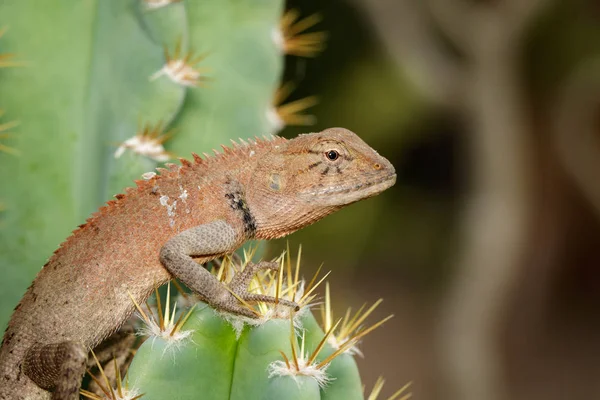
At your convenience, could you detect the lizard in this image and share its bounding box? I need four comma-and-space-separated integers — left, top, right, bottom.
0, 127, 396, 400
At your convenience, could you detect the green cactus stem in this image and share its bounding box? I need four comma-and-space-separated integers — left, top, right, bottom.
101, 248, 402, 400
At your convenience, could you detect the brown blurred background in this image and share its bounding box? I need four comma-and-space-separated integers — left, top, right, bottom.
270, 0, 600, 399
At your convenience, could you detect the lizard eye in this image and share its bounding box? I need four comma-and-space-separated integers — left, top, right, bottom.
325, 150, 339, 161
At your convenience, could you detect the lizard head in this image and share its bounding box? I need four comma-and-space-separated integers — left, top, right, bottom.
287, 127, 396, 206
249, 127, 396, 239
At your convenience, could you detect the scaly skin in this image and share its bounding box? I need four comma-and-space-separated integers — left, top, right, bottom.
0, 128, 396, 399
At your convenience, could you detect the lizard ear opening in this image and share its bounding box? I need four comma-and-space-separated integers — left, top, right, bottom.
268, 173, 283, 191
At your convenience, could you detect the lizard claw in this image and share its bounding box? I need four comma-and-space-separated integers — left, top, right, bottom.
238, 294, 300, 311
213, 289, 300, 319
217, 260, 300, 317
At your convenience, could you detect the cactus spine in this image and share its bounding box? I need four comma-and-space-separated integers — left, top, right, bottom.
114, 250, 400, 400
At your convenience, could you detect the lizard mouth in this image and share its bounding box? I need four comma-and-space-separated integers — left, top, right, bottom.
301, 172, 397, 205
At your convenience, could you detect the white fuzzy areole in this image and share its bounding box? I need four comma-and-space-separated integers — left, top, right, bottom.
266, 107, 285, 134
144, 0, 176, 9
268, 355, 331, 388
114, 135, 169, 162
150, 59, 202, 87
271, 26, 285, 51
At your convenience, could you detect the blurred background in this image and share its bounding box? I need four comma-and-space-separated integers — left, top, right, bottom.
2, 0, 600, 399
275, 0, 600, 399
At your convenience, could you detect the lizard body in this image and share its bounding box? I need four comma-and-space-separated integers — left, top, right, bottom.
0, 128, 396, 399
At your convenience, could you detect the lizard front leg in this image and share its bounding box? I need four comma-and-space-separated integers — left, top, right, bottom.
159, 220, 298, 318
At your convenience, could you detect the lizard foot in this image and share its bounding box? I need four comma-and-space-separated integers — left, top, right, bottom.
238, 293, 300, 311
217, 261, 300, 318
215, 291, 300, 319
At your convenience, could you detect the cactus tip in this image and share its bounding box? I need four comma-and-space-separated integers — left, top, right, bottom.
268, 82, 318, 134
0, 27, 25, 68
268, 312, 332, 388
114, 121, 174, 162
367, 377, 412, 400
277, 9, 327, 58
0, 28, 22, 156
319, 287, 393, 357
0, 119, 20, 156
129, 283, 194, 347
81, 350, 143, 400
150, 44, 210, 88
142, 0, 181, 10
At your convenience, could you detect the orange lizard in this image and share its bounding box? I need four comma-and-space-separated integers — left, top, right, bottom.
0, 128, 396, 399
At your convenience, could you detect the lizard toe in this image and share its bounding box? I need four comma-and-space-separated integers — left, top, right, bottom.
239, 294, 300, 311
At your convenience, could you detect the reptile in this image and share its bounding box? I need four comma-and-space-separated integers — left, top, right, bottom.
0, 127, 396, 399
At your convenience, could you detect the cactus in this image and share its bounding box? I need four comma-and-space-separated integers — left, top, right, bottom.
0, 0, 313, 328
80, 249, 409, 400
2, 2, 398, 398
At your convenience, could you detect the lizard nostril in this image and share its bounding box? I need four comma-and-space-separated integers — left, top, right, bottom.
373, 163, 381, 170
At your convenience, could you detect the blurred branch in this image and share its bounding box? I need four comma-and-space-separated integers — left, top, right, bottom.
507, 0, 550, 33
425, 0, 477, 50
428, 0, 548, 54
357, 0, 550, 399
438, 2, 549, 399
356, 0, 464, 108
553, 58, 600, 219
442, 51, 532, 400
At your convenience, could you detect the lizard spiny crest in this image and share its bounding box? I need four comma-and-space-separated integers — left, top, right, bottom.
51, 136, 287, 259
